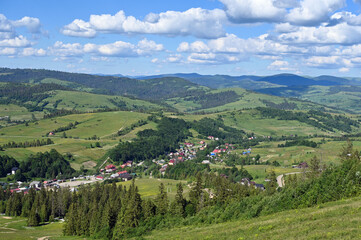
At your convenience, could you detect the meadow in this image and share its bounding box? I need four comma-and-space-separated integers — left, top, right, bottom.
143, 196, 361, 240
117, 177, 191, 200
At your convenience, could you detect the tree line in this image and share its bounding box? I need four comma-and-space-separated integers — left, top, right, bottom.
1, 138, 53, 149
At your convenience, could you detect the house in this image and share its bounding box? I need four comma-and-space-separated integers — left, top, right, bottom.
29, 181, 42, 188
110, 173, 119, 178
202, 160, 210, 164
169, 159, 175, 165
126, 161, 133, 167
121, 164, 127, 169
255, 184, 265, 191
121, 173, 133, 181
96, 176, 104, 180
207, 136, 214, 140
48, 132, 55, 136
294, 162, 309, 169
118, 170, 128, 175
11, 167, 19, 175
105, 164, 116, 170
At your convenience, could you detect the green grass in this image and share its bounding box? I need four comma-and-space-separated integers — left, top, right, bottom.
0, 104, 43, 123
0, 216, 82, 240
117, 177, 190, 200
0, 111, 150, 164
143, 196, 361, 240
42, 90, 162, 112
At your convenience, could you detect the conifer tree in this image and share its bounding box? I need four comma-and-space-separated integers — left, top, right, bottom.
156, 183, 168, 215
28, 205, 40, 227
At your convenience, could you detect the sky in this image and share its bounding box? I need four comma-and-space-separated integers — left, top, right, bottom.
2, 0, 361, 76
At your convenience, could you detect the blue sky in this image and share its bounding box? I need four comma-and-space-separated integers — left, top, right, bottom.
1, 0, 361, 76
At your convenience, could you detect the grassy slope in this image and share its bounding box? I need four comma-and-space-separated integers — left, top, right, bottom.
144, 196, 361, 240
0, 111, 149, 168
117, 177, 191, 200
42, 90, 162, 112
165, 88, 341, 113
300, 85, 361, 114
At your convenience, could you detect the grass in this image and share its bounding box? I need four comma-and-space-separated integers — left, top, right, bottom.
41, 90, 162, 112
0, 111, 150, 164
221, 109, 332, 136
0, 216, 82, 240
143, 196, 361, 240
0, 104, 43, 123
117, 177, 190, 200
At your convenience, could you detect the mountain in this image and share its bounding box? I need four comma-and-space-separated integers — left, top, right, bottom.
256, 73, 342, 87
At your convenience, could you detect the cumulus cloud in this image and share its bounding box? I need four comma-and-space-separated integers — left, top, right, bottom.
286, 0, 345, 26
50, 39, 163, 59
219, 0, 286, 23
267, 60, 295, 71
0, 47, 17, 55
21, 47, 46, 57
61, 8, 227, 39
273, 22, 361, 45
12, 16, 42, 33
0, 35, 32, 47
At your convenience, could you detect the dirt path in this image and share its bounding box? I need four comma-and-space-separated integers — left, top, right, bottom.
37, 236, 51, 240
277, 172, 303, 188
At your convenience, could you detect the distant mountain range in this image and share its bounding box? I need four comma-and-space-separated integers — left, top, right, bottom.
137, 73, 361, 89
2, 67, 361, 113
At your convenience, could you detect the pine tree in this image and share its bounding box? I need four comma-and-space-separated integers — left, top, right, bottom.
155, 183, 168, 215
28, 205, 40, 227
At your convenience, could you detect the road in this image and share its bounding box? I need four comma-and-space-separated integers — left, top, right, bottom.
58, 177, 98, 188
277, 172, 303, 188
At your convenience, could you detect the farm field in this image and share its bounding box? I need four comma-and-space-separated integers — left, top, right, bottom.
143, 196, 361, 240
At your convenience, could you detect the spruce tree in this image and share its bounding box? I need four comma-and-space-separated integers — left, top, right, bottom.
155, 183, 168, 215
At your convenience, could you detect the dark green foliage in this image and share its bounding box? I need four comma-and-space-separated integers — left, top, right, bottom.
278, 139, 317, 148
184, 90, 239, 109
0, 155, 19, 177
257, 107, 359, 132
0, 83, 70, 111
165, 162, 209, 180
20, 149, 75, 179
109, 117, 191, 164
261, 99, 298, 110
51, 121, 79, 134
2, 138, 53, 149
191, 117, 245, 143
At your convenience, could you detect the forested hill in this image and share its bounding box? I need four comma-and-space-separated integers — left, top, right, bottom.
0, 68, 208, 101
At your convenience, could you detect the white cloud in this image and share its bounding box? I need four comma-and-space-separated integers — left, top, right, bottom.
305, 55, 352, 68
0, 47, 16, 55
12, 16, 41, 33
219, 0, 286, 23
274, 22, 361, 45
50, 39, 163, 59
0, 35, 32, 47
267, 60, 295, 71
339, 67, 349, 72
22, 47, 46, 57
286, 0, 345, 26
60, 19, 96, 38
61, 8, 227, 39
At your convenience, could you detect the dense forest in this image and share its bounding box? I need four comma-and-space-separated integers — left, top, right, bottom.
0, 149, 75, 181
184, 90, 239, 109
108, 117, 191, 164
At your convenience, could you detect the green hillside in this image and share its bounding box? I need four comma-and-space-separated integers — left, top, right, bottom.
144, 196, 361, 240
166, 88, 343, 113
